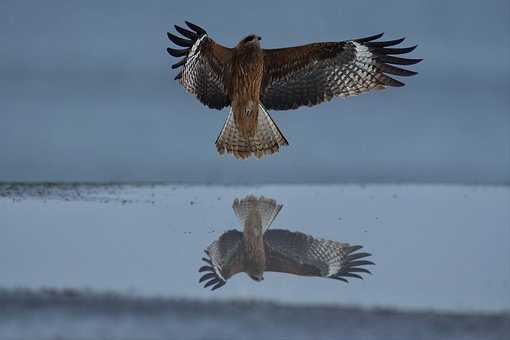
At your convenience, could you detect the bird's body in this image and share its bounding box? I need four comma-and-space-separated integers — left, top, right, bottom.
199, 196, 374, 290
167, 22, 422, 159
229, 35, 264, 139
232, 195, 274, 281
240, 197, 266, 280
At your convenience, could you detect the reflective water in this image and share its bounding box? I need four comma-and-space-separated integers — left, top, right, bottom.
1, 183, 509, 312
1, 184, 509, 339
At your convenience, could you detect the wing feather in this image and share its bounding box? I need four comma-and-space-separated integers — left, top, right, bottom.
167, 22, 232, 110
199, 230, 245, 290
261, 33, 422, 110
264, 229, 374, 282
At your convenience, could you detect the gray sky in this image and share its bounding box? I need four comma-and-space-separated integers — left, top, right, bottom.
1, 0, 509, 184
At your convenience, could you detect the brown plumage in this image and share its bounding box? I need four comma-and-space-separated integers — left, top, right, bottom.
230, 35, 264, 139
199, 195, 374, 291
167, 22, 422, 159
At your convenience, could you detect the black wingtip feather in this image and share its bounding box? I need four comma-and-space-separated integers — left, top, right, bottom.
341, 273, 363, 280
349, 268, 372, 274
385, 76, 405, 87
199, 272, 216, 283
167, 32, 193, 47
356, 35, 421, 85
355, 32, 384, 43
167, 22, 209, 80
211, 280, 226, 291
174, 25, 198, 40
329, 247, 375, 283
347, 252, 372, 261
348, 260, 375, 267
347, 245, 363, 254
380, 64, 417, 77
374, 45, 417, 55
198, 255, 227, 291
167, 47, 189, 57
204, 278, 220, 288
171, 58, 186, 69
377, 55, 423, 66
199, 265, 213, 272
367, 37, 406, 48
185, 21, 207, 36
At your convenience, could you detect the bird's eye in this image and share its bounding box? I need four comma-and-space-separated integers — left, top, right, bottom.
244, 35, 255, 42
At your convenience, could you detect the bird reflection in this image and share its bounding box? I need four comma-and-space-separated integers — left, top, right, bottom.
199, 195, 374, 290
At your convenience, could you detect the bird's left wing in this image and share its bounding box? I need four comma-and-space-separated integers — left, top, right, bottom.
261, 33, 422, 110
264, 229, 374, 282
167, 21, 232, 110
199, 229, 245, 290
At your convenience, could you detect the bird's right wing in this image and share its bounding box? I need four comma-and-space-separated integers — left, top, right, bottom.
232, 195, 283, 233
199, 229, 245, 290
167, 21, 232, 110
264, 229, 374, 282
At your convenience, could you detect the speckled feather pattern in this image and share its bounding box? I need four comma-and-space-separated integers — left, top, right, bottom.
215, 105, 288, 159
205, 230, 244, 281
232, 195, 283, 233
260, 39, 419, 110
263, 230, 352, 276
179, 36, 231, 110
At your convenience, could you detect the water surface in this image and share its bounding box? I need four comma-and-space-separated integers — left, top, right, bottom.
1, 184, 509, 312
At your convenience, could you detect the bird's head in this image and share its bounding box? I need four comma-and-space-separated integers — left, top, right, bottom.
248, 273, 264, 282
238, 34, 261, 47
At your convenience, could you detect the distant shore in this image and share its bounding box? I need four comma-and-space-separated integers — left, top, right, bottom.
1, 288, 509, 340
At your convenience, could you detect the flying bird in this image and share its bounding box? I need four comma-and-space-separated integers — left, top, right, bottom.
199, 195, 374, 291
167, 21, 422, 159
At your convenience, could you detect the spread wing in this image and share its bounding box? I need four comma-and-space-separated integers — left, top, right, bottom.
167, 21, 232, 110
261, 33, 422, 110
264, 229, 374, 282
199, 230, 245, 290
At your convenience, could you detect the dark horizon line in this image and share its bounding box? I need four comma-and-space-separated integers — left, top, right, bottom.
1, 287, 508, 317
0, 180, 508, 187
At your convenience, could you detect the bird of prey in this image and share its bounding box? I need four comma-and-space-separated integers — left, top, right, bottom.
199, 195, 374, 290
167, 21, 422, 159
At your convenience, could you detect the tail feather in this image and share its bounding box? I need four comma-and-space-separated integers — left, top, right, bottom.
216, 105, 288, 159
232, 195, 283, 234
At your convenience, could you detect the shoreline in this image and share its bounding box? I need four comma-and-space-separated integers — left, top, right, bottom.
2, 288, 508, 318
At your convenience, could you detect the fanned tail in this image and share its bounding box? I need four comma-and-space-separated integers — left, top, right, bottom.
232, 195, 283, 234
215, 105, 288, 159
